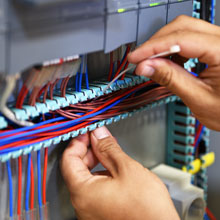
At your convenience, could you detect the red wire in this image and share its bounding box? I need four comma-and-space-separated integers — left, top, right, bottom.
194, 123, 203, 147
30, 159, 34, 210
114, 46, 130, 78
0, 121, 91, 150
36, 84, 47, 102
16, 85, 29, 109
31, 81, 153, 137
108, 52, 114, 81
206, 207, 217, 220
16, 86, 25, 108
1, 81, 153, 149
50, 79, 59, 100
1, 81, 153, 148
42, 148, 48, 205
17, 156, 22, 215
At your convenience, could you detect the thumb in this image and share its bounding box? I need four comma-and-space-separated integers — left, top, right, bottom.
91, 126, 131, 178
135, 58, 210, 108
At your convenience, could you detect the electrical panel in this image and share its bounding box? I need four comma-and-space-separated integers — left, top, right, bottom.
0, 0, 217, 220
167, 0, 194, 23
137, 5, 167, 45
0, 0, 194, 75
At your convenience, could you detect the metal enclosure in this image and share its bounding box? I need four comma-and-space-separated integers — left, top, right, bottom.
0, 0, 193, 75
105, 11, 138, 52
0, 1, 195, 219
137, 5, 167, 45
167, 0, 193, 23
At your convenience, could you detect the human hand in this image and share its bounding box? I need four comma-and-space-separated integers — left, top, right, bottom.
128, 15, 220, 131
60, 126, 179, 220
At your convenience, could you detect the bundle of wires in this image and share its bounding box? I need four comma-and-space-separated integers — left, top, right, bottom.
75, 55, 89, 92
0, 81, 173, 156
108, 45, 131, 81
4, 81, 173, 218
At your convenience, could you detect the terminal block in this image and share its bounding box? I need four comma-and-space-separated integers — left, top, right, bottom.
167, 101, 196, 169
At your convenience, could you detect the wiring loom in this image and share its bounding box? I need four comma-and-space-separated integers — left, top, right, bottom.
1, 45, 175, 219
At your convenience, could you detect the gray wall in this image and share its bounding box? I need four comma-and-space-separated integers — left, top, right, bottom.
207, 2, 220, 218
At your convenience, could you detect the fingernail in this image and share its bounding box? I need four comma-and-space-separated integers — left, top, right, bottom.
93, 127, 111, 140
141, 65, 155, 77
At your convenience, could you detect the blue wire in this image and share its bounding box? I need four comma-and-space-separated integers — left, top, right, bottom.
111, 63, 115, 80
85, 66, 89, 89
79, 72, 83, 92
0, 89, 137, 146
0, 121, 98, 155
78, 57, 84, 92
195, 120, 200, 129
120, 49, 127, 66
196, 126, 204, 148
75, 72, 79, 92
0, 92, 134, 154
204, 213, 210, 220
0, 116, 66, 138
190, 71, 198, 77
6, 160, 13, 217
37, 150, 42, 207
211, 0, 215, 24
25, 154, 31, 211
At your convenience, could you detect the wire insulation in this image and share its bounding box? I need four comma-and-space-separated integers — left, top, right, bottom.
25, 154, 31, 211
7, 160, 13, 217
43, 148, 48, 205
17, 156, 22, 215
37, 150, 42, 207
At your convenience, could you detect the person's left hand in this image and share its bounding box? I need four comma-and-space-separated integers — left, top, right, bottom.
60, 126, 179, 220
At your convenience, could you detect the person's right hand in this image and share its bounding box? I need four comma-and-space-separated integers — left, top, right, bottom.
128, 15, 220, 131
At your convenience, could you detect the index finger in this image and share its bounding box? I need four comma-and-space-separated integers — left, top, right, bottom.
128, 31, 220, 67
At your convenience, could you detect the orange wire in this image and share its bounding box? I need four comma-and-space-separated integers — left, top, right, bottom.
17, 156, 22, 215
42, 148, 48, 205
30, 159, 34, 210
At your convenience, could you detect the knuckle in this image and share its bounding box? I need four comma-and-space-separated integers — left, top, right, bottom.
98, 138, 120, 154
157, 66, 174, 87
173, 29, 185, 38
174, 15, 189, 24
